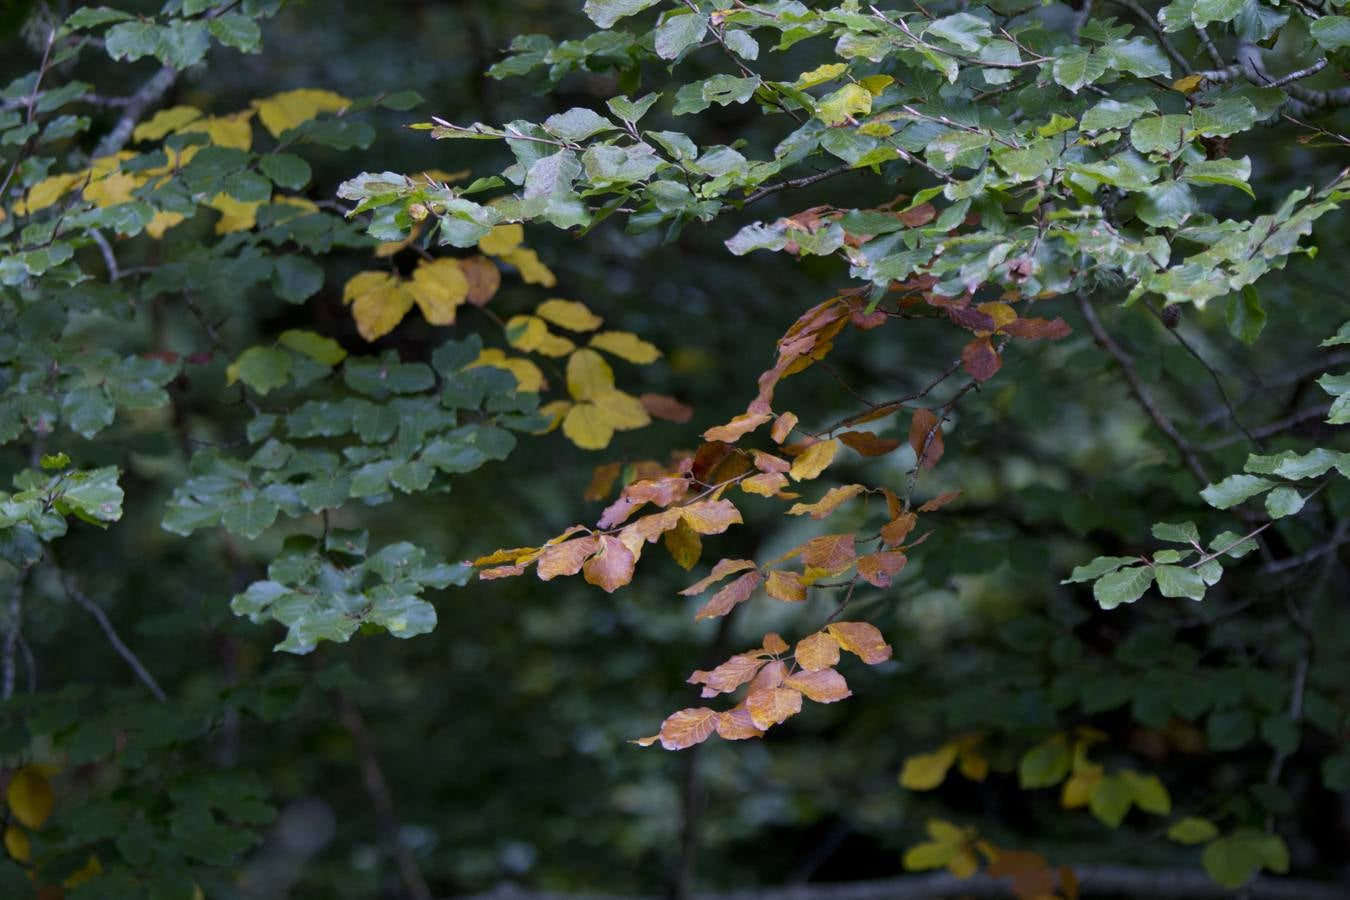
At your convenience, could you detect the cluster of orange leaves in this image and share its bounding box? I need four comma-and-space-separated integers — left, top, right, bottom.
906, 818, 1081, 900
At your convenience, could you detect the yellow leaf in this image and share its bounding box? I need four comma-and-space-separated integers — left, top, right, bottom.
251, 88, 350, 137
3, 825, 30, 863
927, 818, 973, 845
272, 195, 320, 215
63, 853, 103, 888
947, 846, 979, 879
789, 438, 840, 481
900, 743, 959, 791
181, 110, 255, 150
537, 399, 571, 433
567, 348, 615, 400
1121, 769, 1171, 815
535, 332, 576, 357
342, 271, 414, 342
592, 390, 651, 431
536, 298, 603, 332
145, 210, 185, 238
7, 767, 53, 830
477, 222, 524, 256
207, 192, 264, 234
859, 74, 894, 95
1061, 763, 1102, 809
83, 171, 137, 207
500, 246, 557, 287
88, 152, 134, 180
788, 483, 864, 519
132, 105, 203, 141
957, 745, 989, 782
16, 172, 84, 215
563, 402, 613, 450
794, 62, 848, 89
1167, 816, 1219, 845
374, 221, 425, 257
470, 349, 545, 392
590, 330, 661, 364
506, 314, 550, 351
817, 82, 872, 126
977, 301, 1017, 329
1172, 73, 1204, 94
407, 258, 468, 325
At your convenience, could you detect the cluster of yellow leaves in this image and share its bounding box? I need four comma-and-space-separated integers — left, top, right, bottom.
16, 89, 346, 239
904, 821, 1081, 900
2, 765, 108, 892
899, 733, 990, 789
342, 253, 499, 342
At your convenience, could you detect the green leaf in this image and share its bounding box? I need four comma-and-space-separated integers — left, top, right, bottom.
104, 21, 161, 62
1226, 285, 1266, 344
1130, 114, 1189, 155
1018, 735, 1071, 788
654, 11, 708, 60
1203, 830, 1287, 888
542, 107, 617, 141
1310, 15, 1350, 51
278, 330, 346, 366
1088, 773, 1133, 827
1094, 566, 1154, 609
208, 14, 262, 53
583, 0, 660, 28
1052, 46, 1109, 93
1200, 474, 1274, 509
1321, 321, 1350, 347
924, 13, 991, 52
1063, 555, 1138, 583
1168, 817, 1219, 844
1263, 486, 1304, 519
1207, 708, 1255, 751
66, 7, 135, 29
272, 256, 324, 303
229, 347, 292, 395
1155, 565, 1205, 601
258, 153, 312, 190
1152, 521, 1200, 544
1192, 0, 1245, 26
1103, 37, 1171, 78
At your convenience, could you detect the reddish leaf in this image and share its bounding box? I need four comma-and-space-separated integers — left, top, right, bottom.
765, 569, 807, 602
537, 536, 599, 581
908, 408, 944, 469
751, 450, 791, 473
826, 621, 893, 664
657, 708, 719, 750
581, 534, 636, 593
857, 551, 908, 587
679, 559, 758, 596
681, 499, 743, 535
750, 659, 788, 691
746, 687, 803, 728
625, 508, 684, 544
480, 564, 526, 580
843, 401, 901, 427
784, 667, 852, 703
761, 632, 789, 655
770, 412, 798, 443
694, 570, 763, 621
688, 652, 766, 697
918, 490, 962, 512
800, 533, 857, 574
898, 202, 936, 227
703, 412, 772, 443
947, 306, 997, 332
640, 393, 694, 422
1001, 316, 1072, 340
716, 707, 765, 740
961, 335, 1001, 382
795, 632, 841, 672
881, 512, 918, 547
839, 430, 901, 457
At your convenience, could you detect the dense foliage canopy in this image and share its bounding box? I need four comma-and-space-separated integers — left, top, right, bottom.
0, 0, 1347, 897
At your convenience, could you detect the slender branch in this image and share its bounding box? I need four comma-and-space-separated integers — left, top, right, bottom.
1149, 303, 1261, 449
94, 65, 180, 157
0, 29, 58, 203
743, 165, 854, 205
1077, 292, 1210, 485
1263, 525, 1350, 574
2, 575, 25, 701
55, 565, 168, 702
1202, 405, 1330, 450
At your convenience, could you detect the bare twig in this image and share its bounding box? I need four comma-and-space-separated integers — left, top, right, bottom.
95, 65, 180, 157
56, 566, 168, 702
1203, 405, 1330, 450
743, 165, 854, 205
1149, 303, 1261, 449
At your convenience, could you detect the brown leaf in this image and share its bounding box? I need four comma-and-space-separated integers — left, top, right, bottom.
795, 632, 841, 672
826, 621, 893, 664
1001, 316, 1072, 340
694, 570, 763, 621
741, 472, 790, 497
688, 652, 766, 697
788, 484, 866, 520
663, 519, 702, 570
681, 499, 743, 535
703, 412, 772, 443
640, 393, 694, 422
458, 255, 501, 306
784, 667, 852, 703
749, 659, 788, 691
479, 564, 526, 580
898, 202, 936, 227
909, 408, 944, 469
626, 508, 684, 544
690, 441, 753, 485
843, 401, 902, 428
881, 512, 918, 547
765, 569, 807, 603
961, 335, 1001, 382
584, 462, 623, 502
658, 707, 719, 750
839, 430, 901, 457
581, 534, 636, 593
679, 558, 758, 596
716, 707, 765, 740
918, 490, 962, 512
771, 412, 799, 443
751, 450, 792, 474
746, 687, 803, 729
537, 536, 599, 581
801, 533, 857, 574
628, 475, 690, 508
761, 632, 789, 655
857, 551, 908, 587
947, 306, 997, 332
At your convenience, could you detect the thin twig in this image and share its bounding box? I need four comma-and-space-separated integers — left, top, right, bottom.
1202, 405, 1330, 450
1149, 303, 1261, 449
94, 65, 180, 157
743, 165, 854, 205
57, 566, 168, 702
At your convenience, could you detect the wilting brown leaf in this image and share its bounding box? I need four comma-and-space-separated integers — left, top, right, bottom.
688, 652, 766, 697
765, 569, 807, 603
717, 707, 765, 740
679, 558, 758, 596
480, 564, 526, 580
585, 462, 624, 502
640, 393, 694, 422
664, 519, 702, 570
537, 536, 599, 581
857, 551, 908, 587
658, 707, 719, 750
961, 336, 1001, 382
771, 412, 799, 443
909, 408, 945, 468
581, 534, 636, 593
898, 202, 936, 227
788, 484, 866, 520
741, 472, 790, 497
882, 486, 902, 520
947, 306, 997, 333
918, 490, 962, 512
881, 512, 918, 547
784, 667, 852, 703
795, 631, 841, 671
694, 570, 763, 621
746, 687, 804, 729
458, 255, 501, 306
690, 441, 753, 486
1001, 316, 1072, 340
839, 430, 901, 457
826, 621, 893, 664
704, 412, 772, 443
751, 450, 792, 473
761, 632, 789, 655
801, 533, 857, 574
789, 438, 840, 481
681, 499, 743, 535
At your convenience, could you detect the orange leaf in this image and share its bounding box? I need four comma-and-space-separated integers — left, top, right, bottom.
784, 667, 852, 703
746, 687, 803, 728
681, 499, 743, 535
458, 255, 501, 306
1001, 316, 1072, 340
788, 484, 865, 519
474, 546, 538, 566
694, 570, 762, 621
961, 335, 1001, 382
795, 632, 841, 671
765, 569, 807, 602
741, 472, 790, 497
839, 430, 901, 456
770, 412, 798, 443
857, 551, 908, 587
909, 408, 944, 469
679, 559, 758, 596
826, 621, 893, 664
801, 533, 856, 573
918, 490, 962, 512
658, 708, 719, 750
581, 534, 636, 593
750, 659, 788, 690
480, 564, 527, 580
751, 450, 792, 473
626, 508, 684, 544
716, 707, 765, 740
703, 412, 772, 443
537, 536, 599, 581
640, 393, 694, 422
789, 438, 840, 481
584, 462, 624, 501
881, 512, 918, 547
761, 632, 789, 655
688, 652, 767, 697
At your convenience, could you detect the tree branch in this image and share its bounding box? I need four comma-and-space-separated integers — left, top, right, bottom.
56, 566, 168, 702
94, 65, 180, 157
